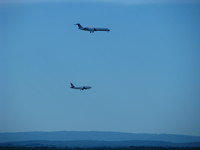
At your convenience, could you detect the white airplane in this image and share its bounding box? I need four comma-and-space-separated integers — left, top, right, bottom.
70, 83, 92, 90
74, 23, 110, 33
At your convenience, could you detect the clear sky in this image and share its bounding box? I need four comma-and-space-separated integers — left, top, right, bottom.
0, 0, 200, 136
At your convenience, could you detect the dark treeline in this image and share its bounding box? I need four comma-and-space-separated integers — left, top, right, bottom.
0, 147, 199, 150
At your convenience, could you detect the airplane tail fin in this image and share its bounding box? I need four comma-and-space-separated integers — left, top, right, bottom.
70, 83, 75, 88
75, 23, 83, 29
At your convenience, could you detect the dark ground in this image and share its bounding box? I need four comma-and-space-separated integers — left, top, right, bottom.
0, 147, 199, 150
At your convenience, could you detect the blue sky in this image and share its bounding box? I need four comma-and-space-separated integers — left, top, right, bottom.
0, 0, 200, 136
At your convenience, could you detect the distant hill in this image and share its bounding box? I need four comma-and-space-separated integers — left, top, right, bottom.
1, 140, 200, 148
0, 131, 200, 148
0, 131, 200, 143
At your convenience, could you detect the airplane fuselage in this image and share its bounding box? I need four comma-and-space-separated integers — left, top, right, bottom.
75, 24, 110, 33
70, 83, 91, 90
71, 86, 91, 90
82, 27, 110, 31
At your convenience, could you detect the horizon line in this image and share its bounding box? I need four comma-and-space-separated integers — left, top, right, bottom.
0, 130, 199, 137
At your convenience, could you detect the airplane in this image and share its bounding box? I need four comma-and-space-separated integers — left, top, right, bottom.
70, 83, 92, 90
74, 23, 110, 33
